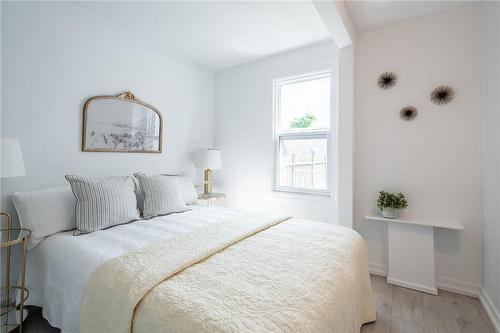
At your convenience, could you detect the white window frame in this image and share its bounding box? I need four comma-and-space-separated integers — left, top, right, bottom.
273, 70, 333, 197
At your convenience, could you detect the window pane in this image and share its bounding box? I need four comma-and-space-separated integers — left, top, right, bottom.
279, 75, 330, 131
278, 136, 328, 191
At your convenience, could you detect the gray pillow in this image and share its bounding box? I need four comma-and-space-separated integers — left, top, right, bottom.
65, 175, 140, 235
134, 173, 188, 219
134, 175, 197, 211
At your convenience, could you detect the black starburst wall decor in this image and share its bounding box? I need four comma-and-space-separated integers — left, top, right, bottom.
431, 85, 455, 105
377, 72, 397, 90
400, 106, 418, 121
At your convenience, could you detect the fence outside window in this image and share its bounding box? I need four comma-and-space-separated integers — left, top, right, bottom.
279, 153, 327, 191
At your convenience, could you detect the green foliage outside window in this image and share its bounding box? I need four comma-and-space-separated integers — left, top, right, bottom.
289, 113, 316, 129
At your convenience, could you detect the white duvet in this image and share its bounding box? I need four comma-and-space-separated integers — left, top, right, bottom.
26, 206, 244, 333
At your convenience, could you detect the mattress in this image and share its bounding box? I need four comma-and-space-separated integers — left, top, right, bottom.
25, 206, 245, 333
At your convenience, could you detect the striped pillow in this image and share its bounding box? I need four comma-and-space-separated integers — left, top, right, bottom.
134, 173, 188, 219
65, 175, 140, 235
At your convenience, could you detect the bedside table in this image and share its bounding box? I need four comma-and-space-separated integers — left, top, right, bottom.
198, 193, 226, 206
1, 212, 31, 333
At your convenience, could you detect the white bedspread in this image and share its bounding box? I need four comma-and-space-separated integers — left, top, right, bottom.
80, 214, 375, 333
25, 206, 244, 333
27, 206, 375, 333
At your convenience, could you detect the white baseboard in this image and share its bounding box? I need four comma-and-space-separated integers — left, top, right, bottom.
436, 276, 481, 298
369, 263, 386, 277
387, 277, 438, 295
480, 288, 500, 333
369, 262, 480, 297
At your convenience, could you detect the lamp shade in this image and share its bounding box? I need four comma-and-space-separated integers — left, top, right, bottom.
195, 149, 221, 170
1, 138, 26, 178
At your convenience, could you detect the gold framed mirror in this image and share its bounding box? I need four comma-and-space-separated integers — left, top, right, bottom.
82, 91, 162, 153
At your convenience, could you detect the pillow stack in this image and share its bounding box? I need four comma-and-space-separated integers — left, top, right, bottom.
12, 173, 199, 239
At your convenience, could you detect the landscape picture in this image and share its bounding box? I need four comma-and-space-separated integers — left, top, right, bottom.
83, 97, 162, 153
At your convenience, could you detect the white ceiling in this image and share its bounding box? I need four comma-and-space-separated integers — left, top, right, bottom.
76, 1, 332, 71
345, 1, 468, 33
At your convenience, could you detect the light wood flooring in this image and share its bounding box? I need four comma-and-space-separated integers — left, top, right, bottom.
361, 275, 496, 333
17, 275, 496, 333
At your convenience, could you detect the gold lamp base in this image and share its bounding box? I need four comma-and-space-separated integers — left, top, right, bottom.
203, 169, 213, 195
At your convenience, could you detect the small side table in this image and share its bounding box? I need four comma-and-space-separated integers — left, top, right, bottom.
364, 215, 463, 295
198, 193, 226, 207
1, 212, 31, 333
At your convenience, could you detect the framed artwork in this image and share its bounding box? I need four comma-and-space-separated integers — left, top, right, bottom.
82, 91, 162, 153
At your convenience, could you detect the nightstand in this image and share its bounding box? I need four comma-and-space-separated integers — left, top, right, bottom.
198, 193, 226, 206
1, 212, 30, 333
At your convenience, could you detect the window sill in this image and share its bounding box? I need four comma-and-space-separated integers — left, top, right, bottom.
271, 188, 334, 202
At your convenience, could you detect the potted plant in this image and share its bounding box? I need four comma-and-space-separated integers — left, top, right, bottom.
377, 191, 408, 219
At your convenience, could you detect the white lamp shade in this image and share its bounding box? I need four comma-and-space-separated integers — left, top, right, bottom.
1, 138, 26, 178
195, 149, 221, 170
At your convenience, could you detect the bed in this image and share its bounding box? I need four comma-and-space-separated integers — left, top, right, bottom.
25, 205, 375, 333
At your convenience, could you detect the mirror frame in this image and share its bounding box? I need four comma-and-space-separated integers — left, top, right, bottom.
82, 91, 163, 153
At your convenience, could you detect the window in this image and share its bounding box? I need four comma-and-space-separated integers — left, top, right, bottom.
274, 71, 331, 195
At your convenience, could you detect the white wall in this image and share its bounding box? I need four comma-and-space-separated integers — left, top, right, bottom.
355, 5, 484, 294
0, 2, 214, 218
480, 1, 500, 327
214, 42, 341, 223
1, 1, 491, 305
337, 44, 354, 227
314, 2, 356, 228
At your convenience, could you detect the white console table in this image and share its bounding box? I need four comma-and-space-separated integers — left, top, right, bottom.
364, 215, 463, 295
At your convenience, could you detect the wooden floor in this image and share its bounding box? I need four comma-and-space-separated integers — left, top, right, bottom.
17, 275, 495, 333
362, 275, 496, 333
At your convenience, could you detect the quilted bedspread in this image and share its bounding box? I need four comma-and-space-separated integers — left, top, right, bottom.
80, 214, 375, 333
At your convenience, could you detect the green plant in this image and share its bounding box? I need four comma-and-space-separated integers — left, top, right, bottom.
377, 191, 408, 210
289, 113, 316, 128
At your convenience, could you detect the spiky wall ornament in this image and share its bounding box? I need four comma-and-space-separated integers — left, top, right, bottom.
400, 106, 418, 121
431, 85, 454, 105
377, 72, 397, 90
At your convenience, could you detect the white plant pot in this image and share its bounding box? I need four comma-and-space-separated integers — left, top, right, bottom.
382, 208, 400, 219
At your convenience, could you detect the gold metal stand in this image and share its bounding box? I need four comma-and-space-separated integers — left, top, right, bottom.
1, 212, 30, 333
197, 193, 226, 207
203, 169, 213, 195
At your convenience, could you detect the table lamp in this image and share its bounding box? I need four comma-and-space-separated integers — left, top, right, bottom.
195, 149, 221, 195
1, 138, 26, 225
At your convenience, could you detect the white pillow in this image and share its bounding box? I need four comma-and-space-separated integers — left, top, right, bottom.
171, 176, 198, 205
12, 186, 76, 248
